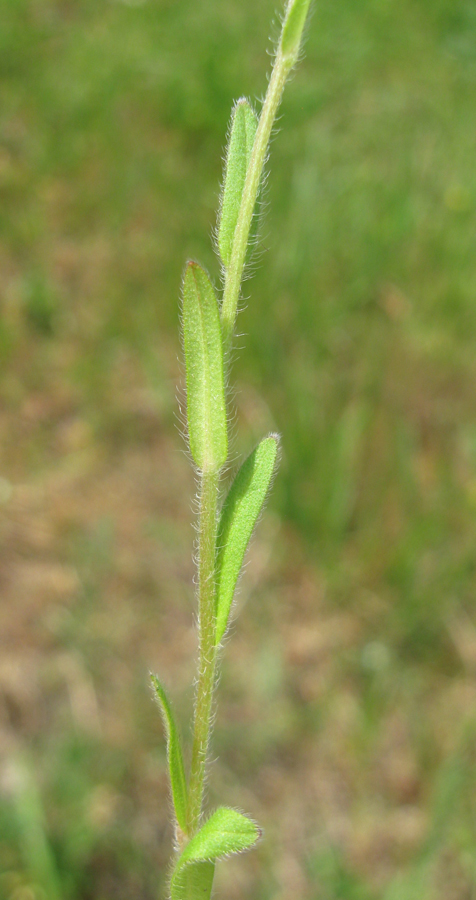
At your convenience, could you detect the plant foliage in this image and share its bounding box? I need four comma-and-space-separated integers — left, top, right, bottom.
154, 2, 312, 895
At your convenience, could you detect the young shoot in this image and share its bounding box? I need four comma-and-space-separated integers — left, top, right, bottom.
152, 2, 312, 897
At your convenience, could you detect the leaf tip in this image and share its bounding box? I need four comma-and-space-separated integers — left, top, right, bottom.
266, 430, 281, 450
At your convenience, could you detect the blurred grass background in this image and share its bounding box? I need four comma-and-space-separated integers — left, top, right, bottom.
1, 0, 476, 897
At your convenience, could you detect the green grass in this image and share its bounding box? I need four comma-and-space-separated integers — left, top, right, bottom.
1, 0, 476, 897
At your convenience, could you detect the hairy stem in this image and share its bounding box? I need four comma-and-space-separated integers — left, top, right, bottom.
220, 48, 293, 346
187, 471, 220, 835
187, 43, 294, 842
185, 0, 309, 847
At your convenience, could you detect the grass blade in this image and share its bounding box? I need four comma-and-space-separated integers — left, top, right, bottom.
151, 674, 188, 835
182, 262, 228, 473
216, 435, 279, 644
218, 99, 258, 268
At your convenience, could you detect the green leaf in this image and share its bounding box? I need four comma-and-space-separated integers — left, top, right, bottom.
218, 99, 258, 268
151, 674, 188, 835
182, 262, 228, 473
170, 808, 260, 900
280, 0, 312, 64
215, 435, 279, 644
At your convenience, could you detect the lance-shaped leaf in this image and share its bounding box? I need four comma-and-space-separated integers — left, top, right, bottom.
218, 99, 258, 268
280, 0, 312, 65
182, 262, 227, 473
151, 674, 188, 835
170, 807, 260, 900
215, 435, 279, 644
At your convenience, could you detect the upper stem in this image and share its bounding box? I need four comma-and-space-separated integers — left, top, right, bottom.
187, 471, 220, 835
220, 49, 293, 348
185, 7, 309, 839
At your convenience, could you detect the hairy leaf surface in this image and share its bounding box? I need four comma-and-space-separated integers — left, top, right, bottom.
182, 262, 227, 472
216, 435, 279, 644
170, 808, 259, 900
218, 99, 258, 268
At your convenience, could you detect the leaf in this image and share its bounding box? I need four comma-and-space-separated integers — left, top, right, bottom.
182, 262, 228, 473
151, 674, 188, 835
280, 0, 312, 64
215, 435, 279, 644
218, 99, 258, 268
170, 808, 260, 900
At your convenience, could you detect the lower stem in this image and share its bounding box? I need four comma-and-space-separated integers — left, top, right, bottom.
187, 470, 220, 835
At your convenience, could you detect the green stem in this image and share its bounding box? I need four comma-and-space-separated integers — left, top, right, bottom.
185, 3, 308, 841
220, 48, 293, 347
187, 471, 220, 835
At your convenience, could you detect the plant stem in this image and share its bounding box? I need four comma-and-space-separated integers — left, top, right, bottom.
187, 470, 220, 835
186, 14, 301, 843
220, 48, 293, 347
